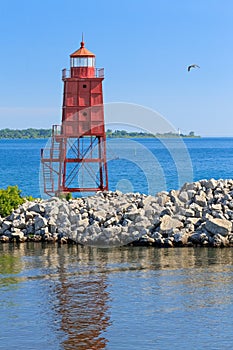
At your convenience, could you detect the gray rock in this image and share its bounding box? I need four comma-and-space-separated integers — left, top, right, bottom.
185, 217, 201, 226
0, 235, 10, 242
25, 211, 34, 221
164, 237, 174, 247
8, 212, 20, 221
26, 224, 35, 235
194, 194, 207, 207
173, 232, 188, 245
159, 215, 183, 235
28, 203, 45, 214
125, 211, 141, 221
179, 208, 195, 217
211, 204, 222, 211
187, 190, 196, 200
104, 216, 117, 227
34, 216, 48, 231
11, 230, 25, 241
212, 211, 226, 220
1, 221, 12, 233
205, 218, 232, 236
211, 234, 229, 247
178, 191, 189, 203
12, 217, 26, 229
77, 218, 89, 228
189, 232, 208, 245
155, 192, 169, 206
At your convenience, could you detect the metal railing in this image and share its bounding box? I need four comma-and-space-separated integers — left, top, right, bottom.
62, 68, 104, 79
52, 124, 61, 136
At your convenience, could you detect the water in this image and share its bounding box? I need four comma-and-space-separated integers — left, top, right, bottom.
1, 137, 233, 349
1, 244, 233, 349
0, 137, 233, 197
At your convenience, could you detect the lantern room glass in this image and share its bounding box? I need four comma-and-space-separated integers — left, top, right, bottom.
71, 57, 95, 67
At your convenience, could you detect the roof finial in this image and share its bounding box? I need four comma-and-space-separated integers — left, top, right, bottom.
81, 32, 84, 48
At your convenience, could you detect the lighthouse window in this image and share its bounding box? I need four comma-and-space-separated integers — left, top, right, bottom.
83, 84, 87, 88
87, 57, 95, 66
71, 57, 95, 67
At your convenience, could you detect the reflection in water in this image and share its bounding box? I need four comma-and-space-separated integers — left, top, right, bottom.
1, 244, 233, 349
0, 246, 23, 288
54, 248, 111, 350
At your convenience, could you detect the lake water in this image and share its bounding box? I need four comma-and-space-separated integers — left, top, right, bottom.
0, 137, 233, 198
0, 137, 233, 349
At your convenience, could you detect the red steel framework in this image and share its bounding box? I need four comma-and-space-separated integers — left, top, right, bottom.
41, 39, 109, 197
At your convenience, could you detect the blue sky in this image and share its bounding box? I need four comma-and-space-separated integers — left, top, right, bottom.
0, 0, 232, 136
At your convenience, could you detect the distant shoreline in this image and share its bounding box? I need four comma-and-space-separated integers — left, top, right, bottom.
0, 128, 200, 139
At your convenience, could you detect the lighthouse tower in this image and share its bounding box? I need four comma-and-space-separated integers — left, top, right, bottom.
41, 39, 109, 197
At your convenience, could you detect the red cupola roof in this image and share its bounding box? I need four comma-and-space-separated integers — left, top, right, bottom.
70, 40, 95, 58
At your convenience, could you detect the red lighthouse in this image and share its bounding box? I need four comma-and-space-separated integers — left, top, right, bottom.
41, 39, 109, 197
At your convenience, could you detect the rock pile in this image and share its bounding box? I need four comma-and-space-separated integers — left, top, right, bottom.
1, 179, 233, 247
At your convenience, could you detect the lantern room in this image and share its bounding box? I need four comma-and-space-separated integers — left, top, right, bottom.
70, 40, 96, 78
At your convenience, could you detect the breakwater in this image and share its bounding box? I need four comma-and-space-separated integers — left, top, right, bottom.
1, 179, 233, 247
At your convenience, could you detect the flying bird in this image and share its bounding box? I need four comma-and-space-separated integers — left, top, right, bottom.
188, 64, 200, 72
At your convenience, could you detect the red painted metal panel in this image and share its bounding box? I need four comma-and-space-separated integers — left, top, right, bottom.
91, 81, 102, 93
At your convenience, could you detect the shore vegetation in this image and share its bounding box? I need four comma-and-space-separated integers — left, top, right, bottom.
0, 128, 200, 139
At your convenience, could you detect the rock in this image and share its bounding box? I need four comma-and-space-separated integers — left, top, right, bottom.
185, 217, 201, 226
187, 190, 196, 200
164, 237, 174, 247
173, 232, 188, 246
11, 230, 25, 241
28, 203, 45, 214
26, 224, 35, 235
210, 234, 229, 247
228, 234, 233, 245
40, 227, 49, 235
104, 216, 117, 227
125, 211, 141, 221
211, 204, 222, 211
189, 203, 203, 218
159, 215, 183, 236
144, 207, 155, 218
0, 221, 12, 233
180, 182, 196, 192
160, 207, 173, 217
205, 218, 232, 237
225, 210, 233, 219
179, 208, 195, 217
151, 232, 164, 246
178, 191, 189, 203
0, 235, 10, 242
48, 218, 57, 234
205, 178, 218, 189
77, 218, 89, 228
34, 216, 48, 231
138, 234, 155, 245
8, 212, 20, 221
155, 192, 169, 206
25, 211, 34, 221
12, 217, 26, 229
194, 194, 207, 207
189, 232, 209, 245
212, 211, 225, 220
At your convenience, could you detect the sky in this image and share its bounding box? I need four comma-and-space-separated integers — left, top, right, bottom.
0, 0, 233, 136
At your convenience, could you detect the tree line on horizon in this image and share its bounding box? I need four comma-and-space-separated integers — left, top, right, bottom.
106, 129, 198, 138
0, 128, 199, 139
0, 128, 52, 139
